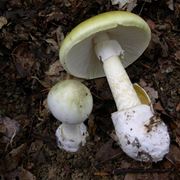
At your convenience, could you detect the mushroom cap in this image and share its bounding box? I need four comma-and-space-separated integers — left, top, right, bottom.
47, 80, 93, 124
60, 11, 151, 79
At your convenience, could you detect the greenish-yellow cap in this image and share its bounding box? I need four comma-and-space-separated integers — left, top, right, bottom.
60, 11, 151, 79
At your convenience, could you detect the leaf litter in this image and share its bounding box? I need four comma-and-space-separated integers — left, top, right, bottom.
0, 0, 180, 179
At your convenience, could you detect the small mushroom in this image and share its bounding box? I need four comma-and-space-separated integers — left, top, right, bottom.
47, 79, 93, 152
59, 11, 170, 161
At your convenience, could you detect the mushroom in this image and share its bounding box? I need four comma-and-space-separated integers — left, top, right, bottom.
47, 79, 93, 152
59, 11, 170, 161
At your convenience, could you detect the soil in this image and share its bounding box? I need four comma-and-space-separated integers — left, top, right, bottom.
0, 0, 180, 179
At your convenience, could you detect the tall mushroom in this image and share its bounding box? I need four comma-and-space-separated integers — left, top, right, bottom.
59, 11, 170, 161
47, 79, 93, 152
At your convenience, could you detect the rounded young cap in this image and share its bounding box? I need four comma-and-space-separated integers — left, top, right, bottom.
60, 11, 151, 79
47, 79, 93, 124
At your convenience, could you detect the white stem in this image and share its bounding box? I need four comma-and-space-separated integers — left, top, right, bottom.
61, 123, 82, 141
94, 33, 141, 111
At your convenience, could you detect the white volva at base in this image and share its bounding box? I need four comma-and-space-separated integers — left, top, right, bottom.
56, 123, 88, 152
112, 104, 170, 162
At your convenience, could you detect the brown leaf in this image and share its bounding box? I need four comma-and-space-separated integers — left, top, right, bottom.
154, 101, 165, 112
12, 43, 36, 77
4, 143, 27, 171
48, 166, 57, 180
46, 11, 64, 23
45, 60, 64, 76
0, 16, 7, 29
88, 114, 96, 137
175, 50, 180, 61
28, 140, 45, 164
148, 32, 169, 58
146, 19, 156, 30
166, 0, 174, 10
124, 173, 169, 180
138, 80, 158, 104
144, 86, 158, 103
15, 115, 31, 129
94, 171, 110, 176
0, 117, 20, 144
174, 121, 180, 147
45, 38, 59, 52
94, 78, 106, 90
4, 167, 36, 180
29, 140, 43, 154
94, 78, 113, 100
95, 139, 122, 164
166, 145, 180, 168
8, 0, 22, 8
176, 103, 180, 112
111, 0, 137, 11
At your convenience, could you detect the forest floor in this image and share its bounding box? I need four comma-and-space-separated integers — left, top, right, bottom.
0, 0, 180, 179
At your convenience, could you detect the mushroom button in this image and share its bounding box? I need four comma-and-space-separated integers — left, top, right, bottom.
59, 11, 170, 161
47, 79, 93, 152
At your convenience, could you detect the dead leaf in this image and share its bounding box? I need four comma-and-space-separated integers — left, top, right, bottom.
0, 117, 20, 144
55, 26, 64, 46
45, 60, 64, 76
15, 115, 31, 129
176, 103, 180, 112
8, 0, 22, 8
111, 0, 137, 11
94, 78, 113, 100
31, 76, 51, 89
138, 83, 158, 104
139, 79, 147, 87
154, 101, 165, 112
94, 171, 110, 176
94, 78, 106, 90
46, 11, 64, 23
95, 139, 122, 164
48, 166, 57, 180
88, 114, 96, 137
12, 43, 36, 77
4, 167, 36, 180
29, 140, 43, 154
174, 121, 180, 147
4, 143, 27, 172
175, 50, 180, 60
0, 16, 7, 29
159, 58, 174, 73
166, 145, 180, 168
0, 122, 6, 134
126, 0, 137, 11
45, 38, 59, 52
43, 60, 66, 87
175, 132, 180, 148
124, 173, 169, 180
28, 140, 45, 164
148, 32, 169, 59
144, 86, 158, 101
166, 0, 174, 10
146, 19, 156, 30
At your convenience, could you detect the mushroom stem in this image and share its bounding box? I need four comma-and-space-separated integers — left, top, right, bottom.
56, 122, 88, 152
94, 33, 141, 111
61, 123, 83, 141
